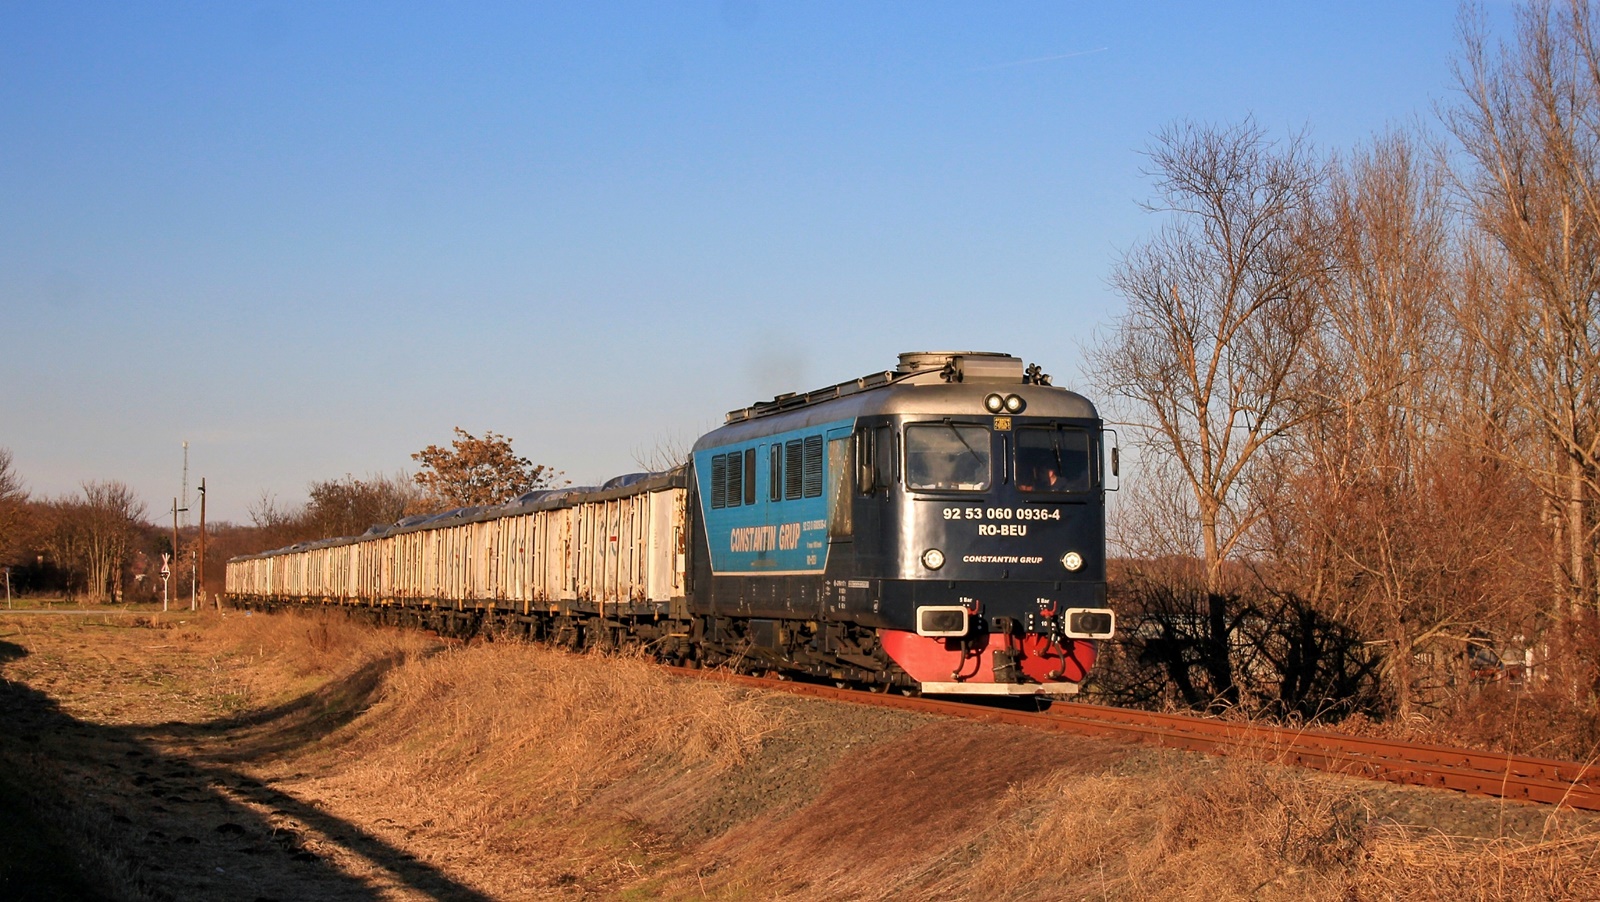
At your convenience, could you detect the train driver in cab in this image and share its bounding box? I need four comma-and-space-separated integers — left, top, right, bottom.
1017, 456, 1063, 492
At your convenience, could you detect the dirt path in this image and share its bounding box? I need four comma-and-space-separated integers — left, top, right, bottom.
0, 616, 486, 900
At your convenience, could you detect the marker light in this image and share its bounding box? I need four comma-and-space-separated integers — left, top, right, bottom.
922, 548, 946, 570
1004, 394, 1026, 413
984, 393, 1006, 413
1061, 551, 1084, 571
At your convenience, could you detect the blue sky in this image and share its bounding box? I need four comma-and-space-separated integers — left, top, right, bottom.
0, 2, 1504, 522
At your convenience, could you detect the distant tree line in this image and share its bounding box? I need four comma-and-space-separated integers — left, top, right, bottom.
1091, 2, 1600, 755
0, 450, 150, 604
0, 429, 560, 605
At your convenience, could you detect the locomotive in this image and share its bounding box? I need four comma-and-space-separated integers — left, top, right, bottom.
226, 351, 1117, 696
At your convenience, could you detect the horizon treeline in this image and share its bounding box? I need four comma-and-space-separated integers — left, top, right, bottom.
0, 430, 559, 603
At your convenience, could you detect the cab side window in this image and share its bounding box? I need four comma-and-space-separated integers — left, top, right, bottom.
769, 445, 781, 502
855, 424, 895, 495
874, 424, 894, 489
743, 448, 757, 506
827, 436, 853, 538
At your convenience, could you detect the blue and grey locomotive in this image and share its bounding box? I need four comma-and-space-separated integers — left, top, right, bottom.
225, 350, 1116, 697
688, 350, 1115, 695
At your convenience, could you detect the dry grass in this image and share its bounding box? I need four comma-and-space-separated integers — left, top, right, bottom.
1354, 829, 1600, 901
208, 607, 435, 697
910, 753, 1600, 902
328, 644, 779, 799
9, 609, 1600, 900
200, 617, 1600, 900
938, 756, 1363, 900
272, 641, 785, 897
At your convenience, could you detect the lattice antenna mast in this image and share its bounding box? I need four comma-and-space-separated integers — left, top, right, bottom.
181, 440, 189, 529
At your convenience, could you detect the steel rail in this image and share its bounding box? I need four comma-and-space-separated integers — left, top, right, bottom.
667, 667, 1600, 810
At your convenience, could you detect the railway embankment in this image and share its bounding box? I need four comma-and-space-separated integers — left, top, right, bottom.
1, 609, 1597, 900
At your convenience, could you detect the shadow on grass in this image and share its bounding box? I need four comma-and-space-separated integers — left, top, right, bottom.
0, 639, 491, 901
150, 654, 404, 762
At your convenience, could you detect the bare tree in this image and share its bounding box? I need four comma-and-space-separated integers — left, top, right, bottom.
630, 427, 699, 473
1234, 127, 1551, 719
247, 490, 295, 532
1091, 119, 1328, 706
305, 472, 429, 538
44, 481, 146, 604
1278, 131, 1470, 716
0, 449, 27, 564
1087, 9, 1600, 735
1449, 0, 1600, 616
1093, 118, 1328, 594
243, 473, 432, 547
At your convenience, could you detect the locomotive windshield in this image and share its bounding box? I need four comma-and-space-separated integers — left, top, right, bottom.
905, 423, 991, 491
1016, 425, 1092, 493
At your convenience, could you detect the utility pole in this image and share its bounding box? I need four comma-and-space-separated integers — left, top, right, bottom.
171, 497, 187, 613
199, 478, 212, 610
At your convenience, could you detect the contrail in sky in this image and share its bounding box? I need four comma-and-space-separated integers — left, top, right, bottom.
970, 47, 1109, 72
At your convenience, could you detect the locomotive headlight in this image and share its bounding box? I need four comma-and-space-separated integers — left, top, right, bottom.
922, 548, 946, 570
1004, 393, 1026, 413
1063, 608, 1116, 639
1061, 551, 1084, 571
984, 393, 1006, 413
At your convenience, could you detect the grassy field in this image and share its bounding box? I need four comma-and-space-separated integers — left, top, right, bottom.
1, 608, 1597, 900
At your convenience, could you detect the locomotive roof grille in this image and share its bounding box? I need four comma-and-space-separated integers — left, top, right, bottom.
726, 369, 903, 424
724, 351, 1048, 424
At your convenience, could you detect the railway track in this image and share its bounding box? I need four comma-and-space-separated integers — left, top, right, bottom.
670, 667, 1600, 811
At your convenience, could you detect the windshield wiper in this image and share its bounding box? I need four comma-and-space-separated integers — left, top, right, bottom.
948, 423, 982, 463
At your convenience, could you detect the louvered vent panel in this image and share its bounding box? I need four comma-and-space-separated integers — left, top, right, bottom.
785, 440, 804, 500
727, 450, 743, 508
710, 454, 727, 509
803, 435, 824, 498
